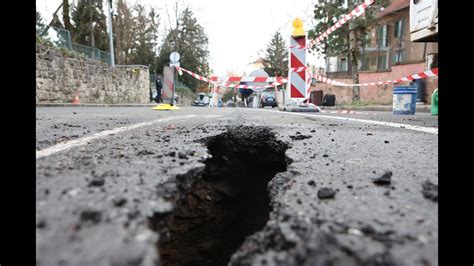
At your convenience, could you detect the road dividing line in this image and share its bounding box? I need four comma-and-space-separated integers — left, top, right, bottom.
37, 114, 219, 159
247, 109, 438, 135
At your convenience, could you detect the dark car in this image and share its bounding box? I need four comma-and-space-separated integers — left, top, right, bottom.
226, 100, 236, 107
260, 91, 277, 108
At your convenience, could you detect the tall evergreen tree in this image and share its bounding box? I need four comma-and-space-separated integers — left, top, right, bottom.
71, 0, 109, 51
156, 7, 210, 91
262, 31, 289, 77
113, 0, 135, 64
129, 4, 160, 70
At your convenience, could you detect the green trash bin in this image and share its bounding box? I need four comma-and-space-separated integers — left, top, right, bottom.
431, 88, 438, 116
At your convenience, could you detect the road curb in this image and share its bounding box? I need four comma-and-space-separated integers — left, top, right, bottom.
320, 105, 431, 113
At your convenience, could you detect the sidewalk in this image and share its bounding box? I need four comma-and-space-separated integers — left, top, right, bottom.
36, 102, 172, 107
320, 104, 431, 113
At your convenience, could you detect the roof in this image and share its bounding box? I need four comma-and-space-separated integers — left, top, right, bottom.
377, 0, 409, 17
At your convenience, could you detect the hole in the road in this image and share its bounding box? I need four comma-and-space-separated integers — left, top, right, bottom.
158, 126, 289, 266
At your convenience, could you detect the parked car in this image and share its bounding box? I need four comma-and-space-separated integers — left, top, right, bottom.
260, 91, 277, 108
193, 93, 209, 106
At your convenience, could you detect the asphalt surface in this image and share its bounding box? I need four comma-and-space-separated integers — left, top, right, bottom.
36, 106, 438, 266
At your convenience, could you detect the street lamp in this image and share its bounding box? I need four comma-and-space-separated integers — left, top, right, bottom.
91, 22, 96, 58
107, 0, 115, 66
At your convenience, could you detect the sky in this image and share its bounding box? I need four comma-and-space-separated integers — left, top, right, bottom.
36, 0, 324, 76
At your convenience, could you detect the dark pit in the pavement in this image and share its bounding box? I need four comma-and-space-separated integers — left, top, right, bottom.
157, 126, 289, 266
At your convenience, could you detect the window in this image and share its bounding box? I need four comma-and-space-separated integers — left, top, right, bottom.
377, 56, 387, 70
392, 50, 405, 64
377, 25, 388, 47
338, 58, 348, 72
360, 57, 370, 70
365, 32, 371, 46
394, 18, 405, 38
371, 57, 376, 65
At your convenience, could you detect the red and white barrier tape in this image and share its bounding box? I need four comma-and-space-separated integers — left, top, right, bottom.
209, 76, 288, 83
176, 66, 216, 84
308, 68, 438, 87
176, 66, 289, 89
290, 0, 375, 49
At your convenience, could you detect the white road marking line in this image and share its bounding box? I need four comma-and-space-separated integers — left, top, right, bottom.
36, 114, 220, 159
246, 108, 438, 135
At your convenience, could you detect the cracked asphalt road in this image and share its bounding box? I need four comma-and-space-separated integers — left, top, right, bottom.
36, 106, 438, 266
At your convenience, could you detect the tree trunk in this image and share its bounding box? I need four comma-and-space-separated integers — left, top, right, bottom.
346, 32, 352, 76
62, 0, 73, 32
349, 21, 360, 103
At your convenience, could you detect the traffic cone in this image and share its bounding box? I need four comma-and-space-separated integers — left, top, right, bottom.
72, 93, 80, 105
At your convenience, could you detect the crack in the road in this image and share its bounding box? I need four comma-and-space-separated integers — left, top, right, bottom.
151, 126, 289, 265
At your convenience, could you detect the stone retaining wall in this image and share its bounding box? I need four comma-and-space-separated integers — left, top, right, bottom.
36, 44, 150, 104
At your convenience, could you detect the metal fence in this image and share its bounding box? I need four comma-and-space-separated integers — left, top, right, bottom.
71, 43, 111, 64
36, 23, 72, 50
36, 23, 111, 64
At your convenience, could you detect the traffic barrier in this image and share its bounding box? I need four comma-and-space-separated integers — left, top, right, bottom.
175, 66, 288, 90
289, 27, 307, 99
209, 75, 288, 83
174, 66, 437, 94
308, 68, 438, 87
174, 66, 438, 90
176, 66, 215, 84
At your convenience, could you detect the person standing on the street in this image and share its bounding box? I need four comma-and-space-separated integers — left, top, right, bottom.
209, 85, 220, 107
155, 75, 163, 103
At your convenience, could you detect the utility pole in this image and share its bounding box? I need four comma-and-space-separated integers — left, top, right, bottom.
107, 0, 115, 66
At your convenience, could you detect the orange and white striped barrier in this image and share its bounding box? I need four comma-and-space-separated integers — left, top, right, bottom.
289, 34, 308, 99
